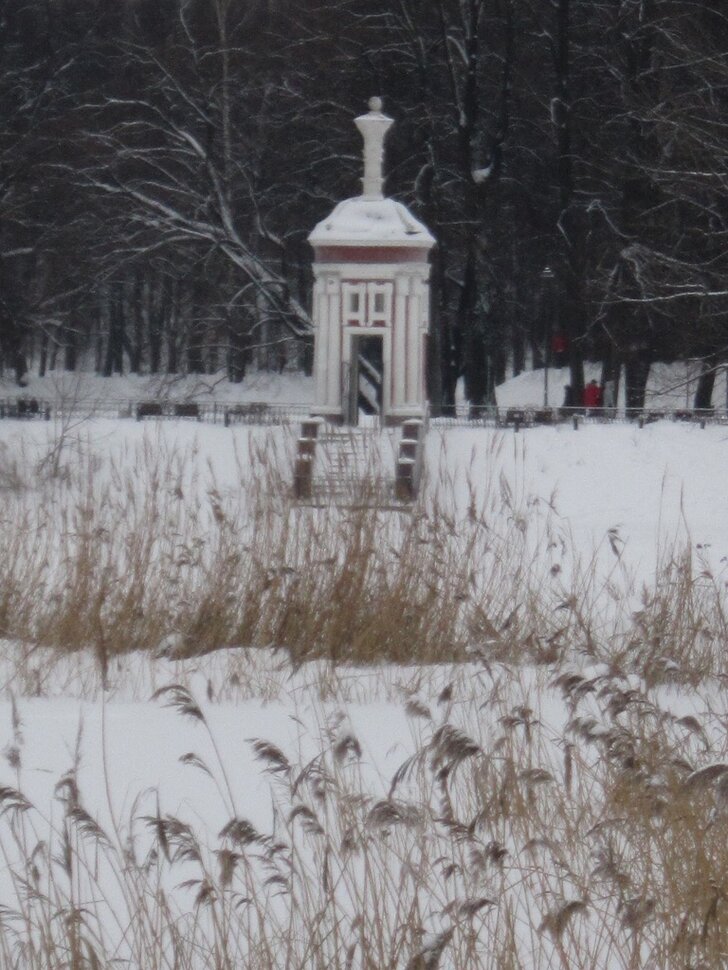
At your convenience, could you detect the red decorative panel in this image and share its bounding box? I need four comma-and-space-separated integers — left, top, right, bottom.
314, 246, 428, 264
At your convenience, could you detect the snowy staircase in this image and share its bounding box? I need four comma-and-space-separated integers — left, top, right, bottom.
322, 431, 358, 481
293, 419, 427, 507
293, 421, 409, 507
314, 428, 394, 505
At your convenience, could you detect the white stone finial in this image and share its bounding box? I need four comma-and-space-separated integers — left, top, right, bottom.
354, 97, 393, 200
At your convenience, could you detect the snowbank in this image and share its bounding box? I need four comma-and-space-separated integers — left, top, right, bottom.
0, 368, 315, 405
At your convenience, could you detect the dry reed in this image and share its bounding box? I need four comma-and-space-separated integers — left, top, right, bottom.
1, 425, 724, 683
0, 422, 726, 967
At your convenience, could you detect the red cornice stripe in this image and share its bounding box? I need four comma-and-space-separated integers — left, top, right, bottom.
313, 246, 429, 264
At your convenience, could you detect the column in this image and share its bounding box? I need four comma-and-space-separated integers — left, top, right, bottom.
326, 277, 341, 409
312, 276, 328, 408
393, 274, 409, 408
406, 275, 420, 406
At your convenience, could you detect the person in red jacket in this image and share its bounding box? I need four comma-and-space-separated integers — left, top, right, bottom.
551, 333, 568, 367
583, 379, 603, 411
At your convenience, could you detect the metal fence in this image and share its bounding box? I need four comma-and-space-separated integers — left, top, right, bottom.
0, 398, 312, 426
1, 397, 726, 430
430, 405, 728, 430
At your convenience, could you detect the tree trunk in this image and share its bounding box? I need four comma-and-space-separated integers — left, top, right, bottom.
187, 279, 205, 374
103, 282, 125, 376
64, 322, 77, 371
625, 350, 652, 412
39, 331, 48, 378
553, 0, 585, 402
129, 271, 144, 374
512, 329, 525, 377
148, 277, 164, 374
694, 362, 716, 410
166, 279, 179, 374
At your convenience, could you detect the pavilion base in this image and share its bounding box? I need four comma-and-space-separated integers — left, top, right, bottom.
383, 410, 427, 427
309, 409, 427, 427
310, 408, 345, 426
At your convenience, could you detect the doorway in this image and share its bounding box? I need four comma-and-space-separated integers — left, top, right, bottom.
347, 333, 384, 424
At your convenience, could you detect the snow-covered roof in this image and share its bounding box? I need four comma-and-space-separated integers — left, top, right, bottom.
308, 197, 435, 249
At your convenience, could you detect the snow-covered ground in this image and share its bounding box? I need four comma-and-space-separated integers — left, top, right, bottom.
494, 360, 728, 410
0, 367, 315, 405
427, 422, 728, 573
2, 415, 725, 579
0, 379, 727, 968
3, 358, 726, 412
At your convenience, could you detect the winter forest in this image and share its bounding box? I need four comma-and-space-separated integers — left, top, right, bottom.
0, 0, 726, 411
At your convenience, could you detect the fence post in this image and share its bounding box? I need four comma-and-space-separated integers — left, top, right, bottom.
293, 455, 313, 499
394, 460, 413, 501
301, 418, 322, 439
396, 419, 425, 501
293, 421, 319, 500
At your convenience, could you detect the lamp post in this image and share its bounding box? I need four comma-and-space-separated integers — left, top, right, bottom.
541, 266, 555, 407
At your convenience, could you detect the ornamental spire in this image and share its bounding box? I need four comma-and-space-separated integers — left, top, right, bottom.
354, 97, 393, 200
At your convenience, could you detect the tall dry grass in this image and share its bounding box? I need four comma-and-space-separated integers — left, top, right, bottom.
0, 422, 728, 966
0, 424, 726, 685
1, 661, 727, 969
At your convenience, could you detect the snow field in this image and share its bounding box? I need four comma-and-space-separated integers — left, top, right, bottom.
0, 415, 726, 967
494, 360, 728, 411
1, 652, 727, 969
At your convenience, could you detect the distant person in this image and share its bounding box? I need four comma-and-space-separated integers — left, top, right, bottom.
551, 333, 568, 367
583, 379, 603, 412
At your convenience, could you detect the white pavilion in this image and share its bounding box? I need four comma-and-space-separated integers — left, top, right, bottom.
308, 98, 435, 425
